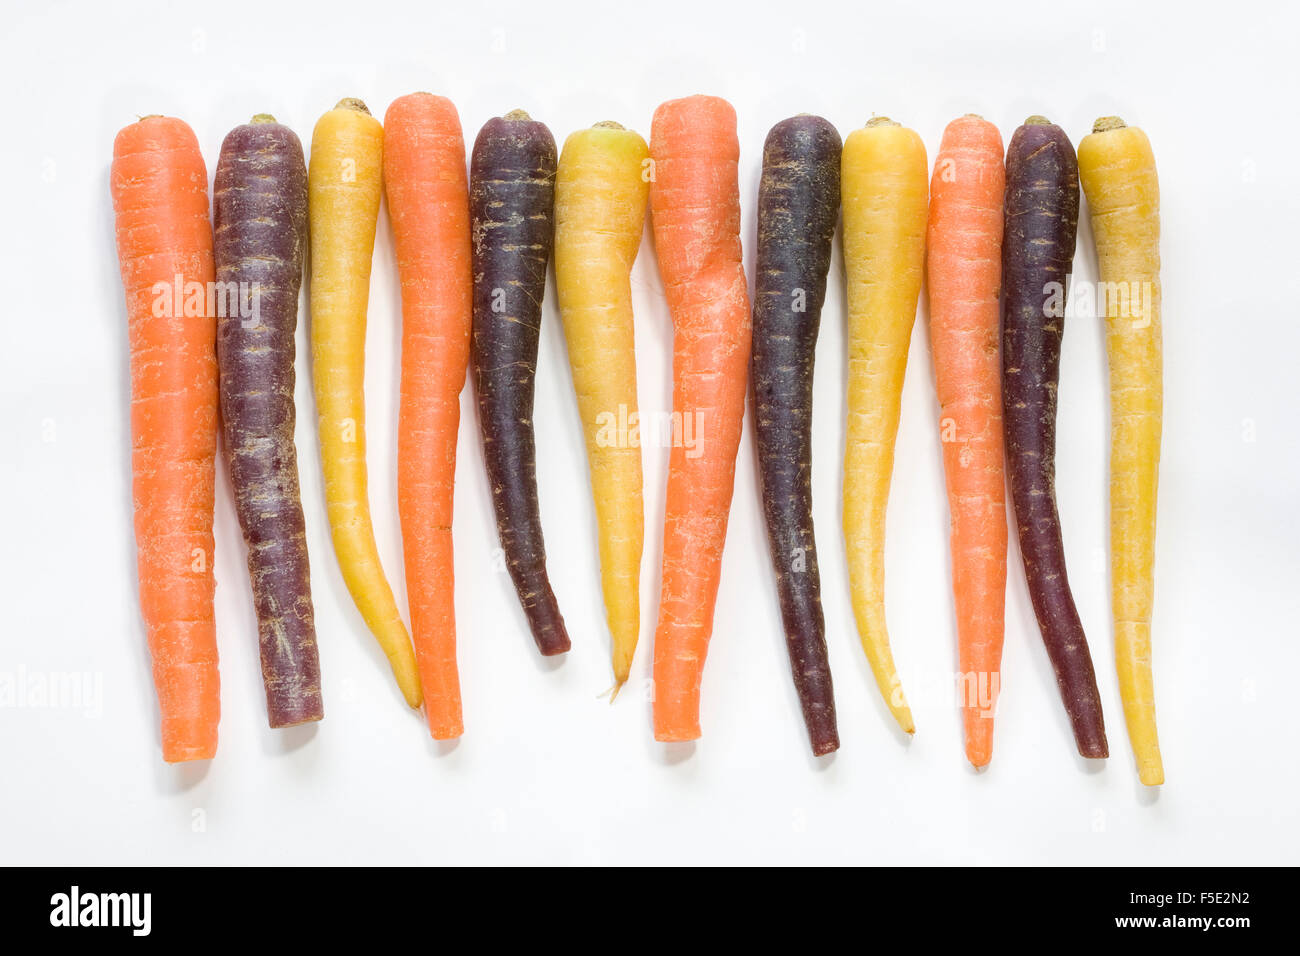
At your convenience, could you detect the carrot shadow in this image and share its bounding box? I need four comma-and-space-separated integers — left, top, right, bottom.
262, 721, 319, 757
1074, 752, 1108, 775
649, 740, 696, 766
807, 749, 838, 774
532, 652, 567, 674
152, 757, 211, 795
429, 736, 462, 759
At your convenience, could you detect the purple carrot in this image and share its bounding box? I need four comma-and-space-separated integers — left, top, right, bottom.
1001, 115, 1106, 758
470, 110, 570, 656
751, 115, 841, 755
213, 114, 322, 727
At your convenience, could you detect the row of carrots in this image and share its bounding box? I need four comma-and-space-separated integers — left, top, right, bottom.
111, 95, 1163, 785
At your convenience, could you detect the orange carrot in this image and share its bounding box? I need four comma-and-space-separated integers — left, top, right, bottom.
110, 116, 220, 762
925, 115, 1008, 768
383, 93, 472, 739
649, 95, 752, 742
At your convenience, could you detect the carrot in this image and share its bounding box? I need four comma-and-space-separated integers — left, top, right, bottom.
648, 95, 752, 742
840, 117, 928, 735
1002, 116, 1107, 758
308, 98, 422, 708
554, 120, 650, 691
751, 114, 842, 755
470, 110, 570, 657
383, 93, 472, 738
925, 115, 1007, 767
111, 116, 220, 761
213, 114, 322, 729
1078, 116, 1164, 785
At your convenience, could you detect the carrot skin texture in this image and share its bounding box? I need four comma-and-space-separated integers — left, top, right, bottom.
840, 119, 929, 735
554, 122, 649, 688
1001, 119, 1107, 758
309, 100, 423, 707
751, 115, 841, 756
649, 95, 753, 742
1078, 119, 1163, 785
111, 116, 220, 761
385, 94, 472, 738
213, 117, 323, 729
925, 116, 1007, 767
470, 113, 570, 656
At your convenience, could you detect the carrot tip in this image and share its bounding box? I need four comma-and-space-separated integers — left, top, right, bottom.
654, 728, 701, 743
400, 685, 424, 709
892, 708, 916, 735
603, 680, 626, 703
269, 710, 324, 730
1138, 760, 1164, 786
162, 747, 216, 764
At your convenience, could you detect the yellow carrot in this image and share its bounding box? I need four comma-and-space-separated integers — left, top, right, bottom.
1078, 116, 1163, 785
309, 98, 422, 707
841, 117, 929, 734
554, 121, 650, 693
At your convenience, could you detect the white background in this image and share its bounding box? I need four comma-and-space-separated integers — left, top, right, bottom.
2, 0, 1297, 865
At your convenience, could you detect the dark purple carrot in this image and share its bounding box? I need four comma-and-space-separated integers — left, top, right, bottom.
212, 114, 322, 728
470, 109, 570, 656
751, 115, 841, 756
1001, 115, 1106, 758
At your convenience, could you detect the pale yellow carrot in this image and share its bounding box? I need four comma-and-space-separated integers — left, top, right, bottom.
841, 117, 929, 734
554, 121, 650, 693
309, 98, 422, 708
1079, 116, 1164, 786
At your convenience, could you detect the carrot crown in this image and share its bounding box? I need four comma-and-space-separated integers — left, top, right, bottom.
1093, 116, 1127, 132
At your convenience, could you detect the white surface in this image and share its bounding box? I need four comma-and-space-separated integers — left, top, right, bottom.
1, 0, 1296, 866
